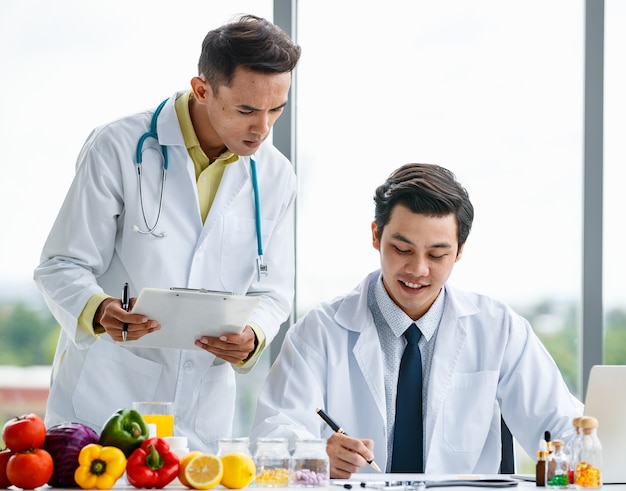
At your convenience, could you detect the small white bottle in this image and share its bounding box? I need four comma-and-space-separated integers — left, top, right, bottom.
164, 436, 189, 458
163, 436, 189, 486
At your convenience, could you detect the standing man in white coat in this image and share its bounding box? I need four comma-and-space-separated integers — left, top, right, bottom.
251, 163, 583, 476
34, 14, 301, 453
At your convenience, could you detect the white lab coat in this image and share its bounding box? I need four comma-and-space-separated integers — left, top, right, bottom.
251, 271, 583, 473
34, 93, 295, 452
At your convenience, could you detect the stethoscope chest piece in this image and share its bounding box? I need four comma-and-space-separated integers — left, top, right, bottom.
257, 256, 269, 281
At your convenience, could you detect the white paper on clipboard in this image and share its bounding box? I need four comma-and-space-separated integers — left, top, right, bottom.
123, 288, 261, 350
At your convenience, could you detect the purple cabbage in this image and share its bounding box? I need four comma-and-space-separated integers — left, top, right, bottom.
42, 422, 100, 487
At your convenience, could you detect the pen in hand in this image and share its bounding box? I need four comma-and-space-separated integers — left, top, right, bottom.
315, 407, 382, 472
122, 282, 130, 342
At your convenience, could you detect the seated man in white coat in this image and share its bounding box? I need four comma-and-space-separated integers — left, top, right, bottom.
250, 163, 583, 477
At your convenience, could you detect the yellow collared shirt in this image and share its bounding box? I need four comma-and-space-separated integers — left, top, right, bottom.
80, 93, 265, 366
174, 90, 238, 223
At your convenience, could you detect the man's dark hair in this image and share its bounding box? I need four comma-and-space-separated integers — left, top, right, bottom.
373, 163, 474, 251
198, 14, 301, 93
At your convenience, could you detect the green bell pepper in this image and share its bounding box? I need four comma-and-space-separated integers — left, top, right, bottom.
99, 408, 149, 457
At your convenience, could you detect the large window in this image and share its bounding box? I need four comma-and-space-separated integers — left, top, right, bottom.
604, 1, 626, 363
295, 0, 585, 469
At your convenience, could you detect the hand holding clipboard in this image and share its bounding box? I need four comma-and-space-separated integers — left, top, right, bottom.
123, 287, 261, 350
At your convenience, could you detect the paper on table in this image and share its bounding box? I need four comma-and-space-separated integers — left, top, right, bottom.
332, 474, 519, 489
122, 287, 261, 350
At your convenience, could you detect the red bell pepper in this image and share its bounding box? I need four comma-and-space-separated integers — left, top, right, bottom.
126, 437, 180, 489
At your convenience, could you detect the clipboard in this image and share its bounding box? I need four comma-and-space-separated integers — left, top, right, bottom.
123, 287, 261, 350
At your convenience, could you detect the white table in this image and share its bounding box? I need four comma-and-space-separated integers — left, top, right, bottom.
34, 474, 624, 491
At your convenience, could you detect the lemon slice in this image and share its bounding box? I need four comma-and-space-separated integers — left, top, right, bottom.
182, 453, 224, 490
220, 452, 257, 489
178, 451, 204, 488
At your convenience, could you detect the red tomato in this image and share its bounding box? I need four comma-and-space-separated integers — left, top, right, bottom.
6, 449, 53, 490
0, 449, 13, 489
2, 414, 46, 452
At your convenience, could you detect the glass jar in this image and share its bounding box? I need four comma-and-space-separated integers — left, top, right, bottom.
290, 439, 329, 487
566, 416, 583, 485
254, 437, 291, 487
575, 416, 602, 488
547, 440, 569, 488
217, 437, 252, 457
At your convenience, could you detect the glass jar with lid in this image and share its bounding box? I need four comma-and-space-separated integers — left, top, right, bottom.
254, 437, 291, 487
547, 439, 569, 488
217, 437, 252, 457
566, 416, 583, 484
290, 438, 329, 487
575, 416, 603, 488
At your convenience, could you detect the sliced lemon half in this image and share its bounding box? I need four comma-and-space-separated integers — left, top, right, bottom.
182, 452, 224, 490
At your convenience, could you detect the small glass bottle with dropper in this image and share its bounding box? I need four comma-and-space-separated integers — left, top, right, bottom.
536, 438, 548, 487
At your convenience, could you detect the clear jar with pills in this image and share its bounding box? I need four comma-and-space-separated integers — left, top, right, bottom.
575, 416, 602, 489
547, 440, 569, 488
254, 437, 291, 487
290, 438, 329, 487
217, 437, 252, 457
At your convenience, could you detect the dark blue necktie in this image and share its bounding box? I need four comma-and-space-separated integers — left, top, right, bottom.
391, 323, 424, 473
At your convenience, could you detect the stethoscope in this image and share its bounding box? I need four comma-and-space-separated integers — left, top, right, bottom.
133, 98, 268, 281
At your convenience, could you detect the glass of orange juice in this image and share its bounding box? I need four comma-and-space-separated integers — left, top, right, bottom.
133, 401, 174, 438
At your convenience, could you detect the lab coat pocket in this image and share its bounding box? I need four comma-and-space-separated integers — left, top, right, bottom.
72, 340, 162, 427
443, 370, 498, 452
193, 363, 235, 445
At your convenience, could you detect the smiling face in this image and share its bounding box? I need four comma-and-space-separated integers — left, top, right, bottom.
191, 65, 292, 156
372, 204, 464, 320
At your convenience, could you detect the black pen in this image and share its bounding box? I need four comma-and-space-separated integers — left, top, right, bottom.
122, 282, 130, 342
315, 407, 382, 472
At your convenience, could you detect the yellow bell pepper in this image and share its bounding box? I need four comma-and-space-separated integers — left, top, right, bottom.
75, 443, 127, 490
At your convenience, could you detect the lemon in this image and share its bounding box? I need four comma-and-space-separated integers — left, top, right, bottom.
178, 451, 205, 488
180, 452, 223, 490
220, 452, 257, 489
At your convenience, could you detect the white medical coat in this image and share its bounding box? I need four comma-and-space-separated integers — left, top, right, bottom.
251, 271, 583, 473
34, 93, 296, 452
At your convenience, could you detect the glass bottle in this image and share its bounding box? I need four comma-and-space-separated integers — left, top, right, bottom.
254, 437, 291, 487
536, 442, 548, 487
547, 440, 569, 488
217, 437, 252, 457
567, 416, 583, 485
545, 437, 555, 484
290, 439, 329, 487
575, 416, 602, 488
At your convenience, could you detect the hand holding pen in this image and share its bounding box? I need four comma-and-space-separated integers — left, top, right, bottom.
316, 408, 382, 476
121, 282, 130, 342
